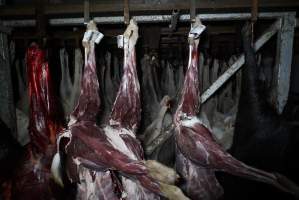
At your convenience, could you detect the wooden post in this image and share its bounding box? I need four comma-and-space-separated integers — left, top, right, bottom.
124, 0, 130, 25
190, 0, 196, 23
251, 0, 258, 22
272, 13, 296, 114
35, 0, 47, 46
84, 0, 90, 24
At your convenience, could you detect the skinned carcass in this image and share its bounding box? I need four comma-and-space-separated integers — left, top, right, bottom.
203, 56, 238, 150
60, 47, 83, 118
175, 60, 185, 97
151, 54, 162, 101
52, 20, 187, 200
138, 53, 177, 167
10, 41, 30, 146
140, 95, 175, 167
140, 54, 161, 130
174, 17, 299, 200
161, 61, 177, 99
60, 48, 72, 116
109, 19, 187, 200
53, 21, 120, 200
12, 43, 64, 200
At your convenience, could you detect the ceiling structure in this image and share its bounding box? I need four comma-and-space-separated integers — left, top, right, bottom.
0, 0, 299, 19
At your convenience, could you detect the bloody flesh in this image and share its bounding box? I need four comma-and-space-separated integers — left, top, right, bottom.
12, 43, 62, 200
174, 20, 297, 200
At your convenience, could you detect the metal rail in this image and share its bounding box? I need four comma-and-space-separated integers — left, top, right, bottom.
0, 12, 296, 27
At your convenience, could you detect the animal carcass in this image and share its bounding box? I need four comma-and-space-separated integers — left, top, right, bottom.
13, 43, 63, 200
174, 17, 299, 200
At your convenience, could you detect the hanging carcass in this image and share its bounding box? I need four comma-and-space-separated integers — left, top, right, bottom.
140, 54, 161, 129
12, 42, 64, 200
52, 21, 121, 200
108, 19, 190, 200
52, 20, 188, 200
140, 95, 175, 167
10, 41, 30, 146
174, 17, 299, 200
139, 55, 175, 166
59, 47, 83, 118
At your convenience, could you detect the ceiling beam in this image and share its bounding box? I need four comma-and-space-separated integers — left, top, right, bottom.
0, 0, 299, 18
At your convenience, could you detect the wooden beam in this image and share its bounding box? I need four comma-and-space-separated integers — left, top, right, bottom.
0, 0, 299, 18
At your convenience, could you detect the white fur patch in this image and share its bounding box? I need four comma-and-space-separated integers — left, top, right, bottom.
57, 129, 72, 152
181, 116, 202, 128
51, 153, 64, 187
181, 115, 212, 132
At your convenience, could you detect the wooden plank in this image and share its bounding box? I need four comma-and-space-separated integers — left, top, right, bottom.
272, 13, 296, 114
0, 5, 35, 17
